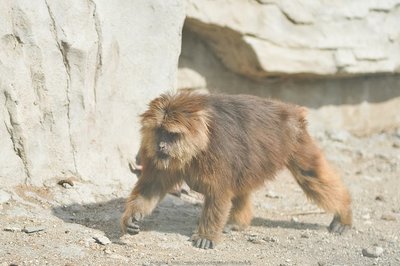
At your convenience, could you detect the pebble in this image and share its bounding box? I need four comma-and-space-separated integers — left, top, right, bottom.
22, 226, 46, 234
57, 179, 74, 188
362, 246, 384, 258
329, 130, 351, 143
93, 235, 111, 245
300, 232, 310, 238
247, 236, 266, 244
265, 190, 280, 199
104, 249, 112, 254
361, 213, 371, 220
4, 226, 22, 232
263, 236, 278, 243
381, 213, 397, 221
375, 195, 385, 201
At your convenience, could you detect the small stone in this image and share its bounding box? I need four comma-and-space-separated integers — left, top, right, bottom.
22, 226, 46, 234
329, 130, 351, 143
375, 195, 384, 201
265, 189, 279, 199
93, 235, 111, 245
104, 249, 112, 254
291, 217, 299, 223
361, 213, 371, 220
247, 235, 265, 244
263, 236, 278, 243
58, 178, 74, 188
300, 232, 310, 238
362, 246, 384, 258
249, 238, 266, 244
4, 226, 22, 232
381, 213, 397, 221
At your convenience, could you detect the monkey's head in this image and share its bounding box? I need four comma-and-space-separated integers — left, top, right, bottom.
140, 92, 210, 170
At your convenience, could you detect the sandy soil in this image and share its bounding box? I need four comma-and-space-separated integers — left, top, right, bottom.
1, 128, 399, 266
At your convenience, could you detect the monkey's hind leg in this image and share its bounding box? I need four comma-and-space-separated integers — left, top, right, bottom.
225, 193, 253, 232
287, 133, 352, 234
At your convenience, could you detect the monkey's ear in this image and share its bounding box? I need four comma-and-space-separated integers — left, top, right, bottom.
140, 110, 157, 128
140, 94, 173, 128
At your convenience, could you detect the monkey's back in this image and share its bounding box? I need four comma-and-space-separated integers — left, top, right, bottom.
190, 94, 306, 193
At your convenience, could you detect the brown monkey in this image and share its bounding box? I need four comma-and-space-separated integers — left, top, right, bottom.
121, 92, 352, 249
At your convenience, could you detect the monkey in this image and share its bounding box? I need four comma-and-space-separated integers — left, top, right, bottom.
121, 91, 352, 249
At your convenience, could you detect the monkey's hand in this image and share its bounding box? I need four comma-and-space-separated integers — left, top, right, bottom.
190, 234, 215, 249
121, 212, 143, 235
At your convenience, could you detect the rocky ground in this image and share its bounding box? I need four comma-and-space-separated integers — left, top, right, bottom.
1, 128, 399, 266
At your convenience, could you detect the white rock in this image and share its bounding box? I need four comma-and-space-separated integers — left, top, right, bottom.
22, 226, 46, 234
93, 235, 111, 245
185, 0, 400, 77
362, 246, 384, 258
0, 1, 185, 193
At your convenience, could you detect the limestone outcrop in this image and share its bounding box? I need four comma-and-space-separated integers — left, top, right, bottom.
185, 0, 400, 78
0, 0, 185, 192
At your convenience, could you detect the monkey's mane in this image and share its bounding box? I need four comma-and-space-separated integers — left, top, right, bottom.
140, 91, 210, 135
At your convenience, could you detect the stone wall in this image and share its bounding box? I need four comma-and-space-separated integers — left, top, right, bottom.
0, 0, 185, 195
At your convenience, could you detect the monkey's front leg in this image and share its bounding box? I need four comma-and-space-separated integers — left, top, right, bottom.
121, 193, 160, 235
191, 194, 232, 249
121, 178, 171, 235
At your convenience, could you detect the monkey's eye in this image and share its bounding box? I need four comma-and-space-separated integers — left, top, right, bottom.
165, 131, 180, 142
157, 128, 180, 143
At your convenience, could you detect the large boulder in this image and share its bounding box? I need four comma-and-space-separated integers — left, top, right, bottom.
0, 0, 185, 195
180, 0, 400, 134
185, 0, 400, 78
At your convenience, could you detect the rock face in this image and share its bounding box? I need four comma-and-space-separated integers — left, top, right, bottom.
0, 1, 185, 190
180, 0, 400, 134
185, 0, 400, 78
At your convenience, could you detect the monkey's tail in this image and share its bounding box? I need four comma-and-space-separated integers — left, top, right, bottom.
286, 133, 352, 225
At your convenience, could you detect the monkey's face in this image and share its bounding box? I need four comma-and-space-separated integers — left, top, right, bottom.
154, 127, 180, 160
140, 92, 210, 170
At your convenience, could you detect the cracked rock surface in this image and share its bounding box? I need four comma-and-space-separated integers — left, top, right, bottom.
0, 0, 185, 188
185, 0, 400, 78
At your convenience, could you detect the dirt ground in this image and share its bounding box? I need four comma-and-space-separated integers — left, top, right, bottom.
1, 128, 399, 266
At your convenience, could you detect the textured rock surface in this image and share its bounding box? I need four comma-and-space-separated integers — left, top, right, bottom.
180, 0, 400, 134
0, 1, 185, 191
185, 0, 400, 77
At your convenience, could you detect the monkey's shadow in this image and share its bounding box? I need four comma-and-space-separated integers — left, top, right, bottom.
52, 195, 324, 241
51, 195, 201, 240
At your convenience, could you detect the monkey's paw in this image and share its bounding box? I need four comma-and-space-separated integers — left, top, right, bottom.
190, 234, 215, 249
328, 215, 351, 234
126, 213, 143, 235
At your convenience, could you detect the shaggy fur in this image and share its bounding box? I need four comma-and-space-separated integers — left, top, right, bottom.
121, 92, 352, 249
